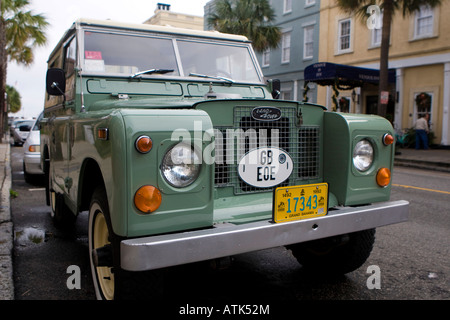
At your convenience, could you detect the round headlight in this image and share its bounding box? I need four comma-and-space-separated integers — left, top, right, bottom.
353, 139, 374, 172
161, 144, 201, 188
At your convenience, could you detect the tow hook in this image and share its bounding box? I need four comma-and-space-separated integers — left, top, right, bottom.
209, 257, 233, 270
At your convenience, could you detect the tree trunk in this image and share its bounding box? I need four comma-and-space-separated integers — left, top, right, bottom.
377, 0, 393, 118
0, 14, 6, 143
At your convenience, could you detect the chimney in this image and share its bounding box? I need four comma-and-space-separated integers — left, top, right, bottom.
157, 3, 171, 11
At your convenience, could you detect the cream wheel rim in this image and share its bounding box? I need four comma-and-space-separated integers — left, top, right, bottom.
92, 206, 114, 300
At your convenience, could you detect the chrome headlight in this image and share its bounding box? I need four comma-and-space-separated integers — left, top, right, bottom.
161, 144, 201, 188
353, 139, 374, 172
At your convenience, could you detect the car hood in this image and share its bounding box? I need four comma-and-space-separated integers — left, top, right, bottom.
89, 97, 198, 111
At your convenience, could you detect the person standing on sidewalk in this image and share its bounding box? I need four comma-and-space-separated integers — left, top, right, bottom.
414, 113, 429, 150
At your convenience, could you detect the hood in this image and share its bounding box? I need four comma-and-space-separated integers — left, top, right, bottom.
89, 96, 199, 111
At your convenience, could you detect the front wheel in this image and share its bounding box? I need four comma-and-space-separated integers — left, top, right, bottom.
288, 229, 376, 276
89, 187, 115, 300
88, 186, 164, 300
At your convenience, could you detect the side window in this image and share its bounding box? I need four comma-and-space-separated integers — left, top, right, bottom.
64, 37, 77, 101
64, 37, 77, 76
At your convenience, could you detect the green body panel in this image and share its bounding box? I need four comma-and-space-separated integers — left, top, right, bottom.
323, 113, 394, 206
121, 109, 214, 237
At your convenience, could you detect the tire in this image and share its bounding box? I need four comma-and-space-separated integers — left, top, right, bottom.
88, 186, 164, 300
288, 229, 376, 276
23, 161, 31, 183
89, 187, 116, 300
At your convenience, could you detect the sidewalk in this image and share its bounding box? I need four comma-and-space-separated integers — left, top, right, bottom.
394, 147, 450, 173
0, 139, 13, 300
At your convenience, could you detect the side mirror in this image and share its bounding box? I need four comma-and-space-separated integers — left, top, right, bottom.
46, 68, 66, 96
269, 79, 281, 99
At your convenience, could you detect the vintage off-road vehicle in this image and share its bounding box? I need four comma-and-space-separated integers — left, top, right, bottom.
41, 19, 408, 300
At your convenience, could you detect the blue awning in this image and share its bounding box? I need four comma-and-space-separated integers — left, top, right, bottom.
304, 62, 396, 88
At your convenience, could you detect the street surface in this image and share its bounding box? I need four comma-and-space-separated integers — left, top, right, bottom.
10, 146, 450, 301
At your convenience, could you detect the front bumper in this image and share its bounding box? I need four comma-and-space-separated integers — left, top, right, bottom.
121, 200, 409, 271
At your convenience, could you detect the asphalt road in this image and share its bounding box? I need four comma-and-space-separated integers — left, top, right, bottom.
10, 146, 450, 303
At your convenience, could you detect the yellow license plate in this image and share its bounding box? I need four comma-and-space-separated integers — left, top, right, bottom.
273, 183, 328, 223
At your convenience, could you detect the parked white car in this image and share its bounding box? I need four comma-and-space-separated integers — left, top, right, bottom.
11, 119, 35, 146
23, 113, 44, 181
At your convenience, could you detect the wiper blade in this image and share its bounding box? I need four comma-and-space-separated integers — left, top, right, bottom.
131, 68, 174, 78
189, 72, 234, 84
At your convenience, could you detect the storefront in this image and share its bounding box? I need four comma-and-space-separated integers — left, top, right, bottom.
304, 62, 396, 121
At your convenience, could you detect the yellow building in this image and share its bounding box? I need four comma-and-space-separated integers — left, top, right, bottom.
143, 3, 204, 30
315, 0, 450, 146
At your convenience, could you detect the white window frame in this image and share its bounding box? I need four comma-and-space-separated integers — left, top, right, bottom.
283, 0, 292, 14
262, 49, 270, 67
303, 25, 314, 60
370, 11, 383, 47
338, 18, 352, 54
305, 0, 315, 7
414, 5, 434, 39
281, 31, 291, 64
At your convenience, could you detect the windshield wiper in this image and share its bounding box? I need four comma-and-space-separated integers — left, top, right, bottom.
131, 68, 174, 78
189, 72, 234, 84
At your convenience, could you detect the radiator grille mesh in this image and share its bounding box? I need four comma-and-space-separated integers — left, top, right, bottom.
214, 106, 319, 194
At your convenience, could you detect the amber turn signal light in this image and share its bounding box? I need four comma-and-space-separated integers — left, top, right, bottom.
135, 136, 153, 154
376, 168, 391, 187
97, 128, 109, 140
383, 133, 394, 146
134, 185, 162, 213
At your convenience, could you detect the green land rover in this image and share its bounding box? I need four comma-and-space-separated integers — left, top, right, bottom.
41, 19, 409, 300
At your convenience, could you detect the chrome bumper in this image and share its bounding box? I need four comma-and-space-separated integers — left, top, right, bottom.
121, 200, 409, 271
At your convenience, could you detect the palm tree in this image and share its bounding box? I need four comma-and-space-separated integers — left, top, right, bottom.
6, 84, 21, 113
207, 0, 281, 52
0, 0, 48, 141
336, 0, 441, 118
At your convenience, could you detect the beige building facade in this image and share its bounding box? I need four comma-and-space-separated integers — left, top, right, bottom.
144, 3, 204, 30
316, 0, 450, 146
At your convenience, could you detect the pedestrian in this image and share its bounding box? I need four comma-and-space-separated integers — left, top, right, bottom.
414, 113, 429, 150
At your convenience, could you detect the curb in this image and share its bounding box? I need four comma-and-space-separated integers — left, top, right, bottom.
0, 141, 14, 300
394, 158, 450, 173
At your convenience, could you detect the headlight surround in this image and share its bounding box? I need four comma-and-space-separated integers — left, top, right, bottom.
161, 143, 201, 188
353, 139, 374, 172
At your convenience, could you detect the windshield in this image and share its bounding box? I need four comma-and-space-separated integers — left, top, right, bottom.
178, 40, 259, 83
83, 32, 179, 75
16, 120, 34, 129
82, 31, 261, 83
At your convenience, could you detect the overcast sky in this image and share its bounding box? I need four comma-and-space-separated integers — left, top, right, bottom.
7, 0, 210, 118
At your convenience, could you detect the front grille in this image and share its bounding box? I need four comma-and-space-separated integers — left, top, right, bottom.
214, 106, 319, 194
298, 126, 320, 179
